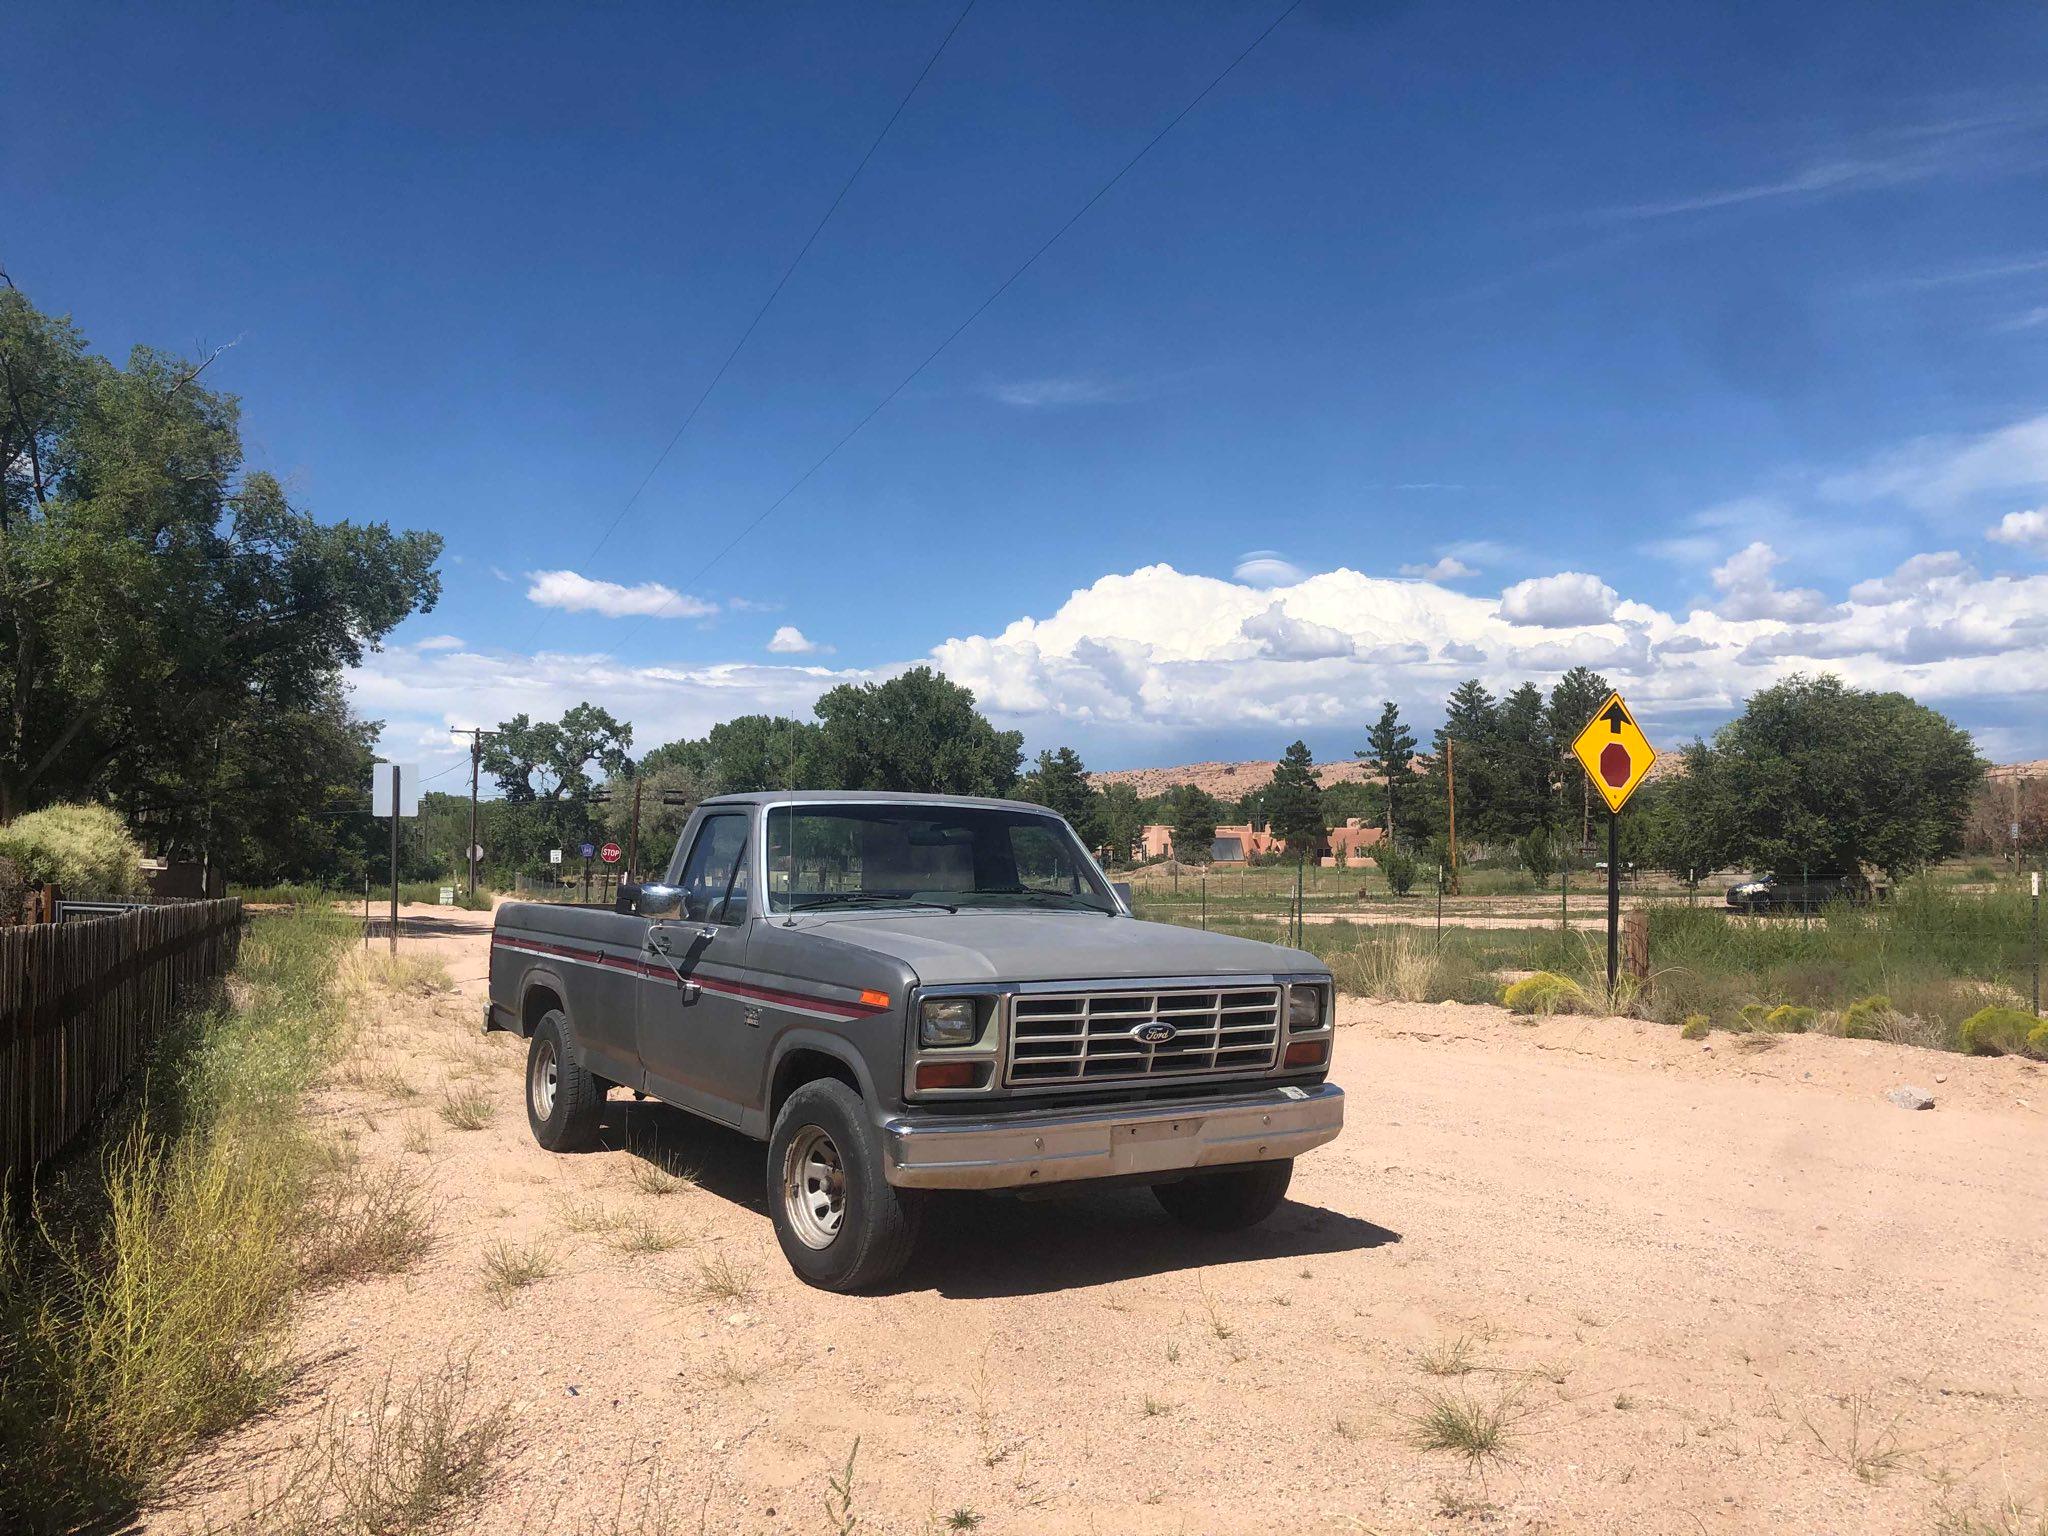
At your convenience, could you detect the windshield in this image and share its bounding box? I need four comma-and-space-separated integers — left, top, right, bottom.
765, 803, 1115, 915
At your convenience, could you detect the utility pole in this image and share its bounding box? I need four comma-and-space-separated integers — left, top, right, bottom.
626, 774, 644, 884
452, 728, 491, 901
1445, 737, 1459, 896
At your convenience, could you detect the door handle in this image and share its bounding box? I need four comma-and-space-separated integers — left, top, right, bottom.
648, 932, 671, 954
678, 979, 701, 1004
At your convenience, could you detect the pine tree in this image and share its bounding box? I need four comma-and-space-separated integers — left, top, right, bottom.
1016, 746, 1103, 846
1360, 701, 1416, 841
1547, 666, 1612, 850
1267, 740, 1327, 856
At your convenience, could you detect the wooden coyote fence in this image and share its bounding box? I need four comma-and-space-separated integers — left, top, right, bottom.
1, 897, 242, 1188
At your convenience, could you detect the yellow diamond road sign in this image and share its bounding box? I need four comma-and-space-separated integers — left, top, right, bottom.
1571, 691, 1657, 814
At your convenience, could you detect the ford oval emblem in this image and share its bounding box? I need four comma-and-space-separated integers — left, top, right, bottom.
1132, 1021, 1177, 1045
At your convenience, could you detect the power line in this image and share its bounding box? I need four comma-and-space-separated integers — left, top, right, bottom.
595, 0, 1305, 664
529, 0, 979, 649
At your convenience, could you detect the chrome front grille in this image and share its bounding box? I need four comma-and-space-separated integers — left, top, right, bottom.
1005, 986, 1283, 1086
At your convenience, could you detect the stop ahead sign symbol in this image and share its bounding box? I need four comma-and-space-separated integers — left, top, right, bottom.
1600, 742, 1632, 788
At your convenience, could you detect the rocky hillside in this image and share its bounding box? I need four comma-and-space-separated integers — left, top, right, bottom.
1088, 758, 1377, 799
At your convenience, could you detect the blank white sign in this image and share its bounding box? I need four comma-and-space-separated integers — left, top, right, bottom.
371, 763, 421, 818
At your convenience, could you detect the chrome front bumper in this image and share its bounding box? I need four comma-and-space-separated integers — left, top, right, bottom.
878, 1083, 1343, 1190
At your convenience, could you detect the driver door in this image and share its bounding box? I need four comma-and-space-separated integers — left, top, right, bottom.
637, 811, 754, 1126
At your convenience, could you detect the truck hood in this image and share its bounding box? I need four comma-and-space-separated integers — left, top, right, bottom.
792, 910, 1324, 987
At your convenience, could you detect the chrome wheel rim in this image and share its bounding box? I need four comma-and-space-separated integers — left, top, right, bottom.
781, 1126, 845, 1249
530, 1039, 557, 1120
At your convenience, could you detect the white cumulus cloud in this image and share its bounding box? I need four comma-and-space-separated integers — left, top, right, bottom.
525, 569, 716, 620
1497, 572, 1619, 626
1988, 508, 2048, 552
1709, 542, 1830, 621
1240, 603, 1354, 661
766, 626, 830, 655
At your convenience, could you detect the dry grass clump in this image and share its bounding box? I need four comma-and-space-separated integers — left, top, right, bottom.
1417, 1334, 1476, 1377
436, 1084, 493, 1131
623, 1147, 701, 1198
1406, 1382, 1526, 1466
340, 950, 455, 1003
301, 1165, 437, 1287
608, 1212, 685, 1256
478, 1239, 557, 1302
226, 1357, 509, 1535
1333, 927, 1441, 1002
690, 1249, 759, 1306
555, 1197, 623, 1235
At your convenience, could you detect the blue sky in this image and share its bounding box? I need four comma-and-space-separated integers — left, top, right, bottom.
8, 0, 2048, 781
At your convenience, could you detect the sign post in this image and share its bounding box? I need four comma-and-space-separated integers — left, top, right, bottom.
1569, 693, 1657, 1001
371, 762, 420, 954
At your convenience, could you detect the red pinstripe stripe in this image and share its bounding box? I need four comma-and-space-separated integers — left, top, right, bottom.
491, 933, 888, 1020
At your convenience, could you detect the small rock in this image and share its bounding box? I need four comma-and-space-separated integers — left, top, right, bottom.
1934, 1073, 1947, 1083
1886, 1086, 1935, 1111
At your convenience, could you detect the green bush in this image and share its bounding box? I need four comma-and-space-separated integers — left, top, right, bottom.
1501, 971, 1585, 1016
0, 803, 144, 895
2029, 1021, 2048, 1059
1679, 1013, 1711, 1040
1841, 994, 1894, 1039
1739, 1002, 1770, 1027
1764, 1004, 1817, 1033
1959, 1005, 2037, 1056
1378, 848, 1417, 897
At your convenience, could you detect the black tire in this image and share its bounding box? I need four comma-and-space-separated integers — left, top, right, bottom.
766, 1079, 921, 1292
525, 1011, 604, 1152
1153, 1159, 1295, 1232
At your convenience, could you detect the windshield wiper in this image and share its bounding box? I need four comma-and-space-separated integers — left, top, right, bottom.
787, 892, 958, 914
969, 887, 1114, 914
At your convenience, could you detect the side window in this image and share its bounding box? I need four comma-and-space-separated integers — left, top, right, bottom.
676, 816, 750, 924
1011, 824, 1082, 894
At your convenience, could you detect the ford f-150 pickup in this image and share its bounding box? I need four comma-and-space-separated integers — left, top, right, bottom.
486, 791, 1343, 1290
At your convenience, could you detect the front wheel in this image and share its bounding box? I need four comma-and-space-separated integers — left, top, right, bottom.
766, 1080, 921, 1292
1153, 1159, 1294, 1231
526, 1011, 604, 1152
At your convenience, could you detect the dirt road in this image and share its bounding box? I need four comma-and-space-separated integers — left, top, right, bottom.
156, 908, 2048, 1534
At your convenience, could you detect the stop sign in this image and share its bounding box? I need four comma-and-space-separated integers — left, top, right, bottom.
599, 841, 622, 865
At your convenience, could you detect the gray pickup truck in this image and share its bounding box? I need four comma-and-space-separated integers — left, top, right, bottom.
486, 791, 1343, 1290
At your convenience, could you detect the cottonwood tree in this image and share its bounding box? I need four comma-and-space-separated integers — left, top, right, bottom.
0, 281, 441, 875
483, 704, 634, 802
644, 714, 821, 794
1655, 674, 1982, 880
809, 667, 1022, 796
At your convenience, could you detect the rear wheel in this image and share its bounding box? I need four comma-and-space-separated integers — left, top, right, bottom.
1153, 1160, 1294, 1231
767, 1079, 921, 1292
526, 1011, 603, 1152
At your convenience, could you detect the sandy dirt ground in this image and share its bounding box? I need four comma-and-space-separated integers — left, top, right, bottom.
150, 905, 2048, 1535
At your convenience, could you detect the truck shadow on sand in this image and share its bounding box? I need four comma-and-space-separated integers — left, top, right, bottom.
595, 1098, 1399, 1298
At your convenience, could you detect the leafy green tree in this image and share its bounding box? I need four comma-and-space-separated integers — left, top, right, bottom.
1266, 740, 1327, 856
643, 714, 820, 795
1096, 782, 1146, 866
1015, 746, 1104, 846
810, 667, 1022, 795
1165, 783, 1221, 865
1662, 674, 1983, 880
598, 762, 712, 872
1377, 846, 1417, 896
1516, 828, 1558, 884
1547, 666, 1612, 849
0, 282, 442, 853
1360, 700, 1416, 841
482, 704, 634, 802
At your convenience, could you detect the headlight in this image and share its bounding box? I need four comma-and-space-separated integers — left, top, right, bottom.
1287, 984, 1327, 1030
918, 997, 977, 1047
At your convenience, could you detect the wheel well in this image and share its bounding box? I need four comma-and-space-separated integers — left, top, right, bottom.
520, 983, 563, 1037
770, 1048, 860, 1122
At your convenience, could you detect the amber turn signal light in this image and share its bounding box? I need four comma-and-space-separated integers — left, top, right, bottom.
915, 1061, 977, 1091
859, 988, 891, 1009
1283, 1039, 1328, 1068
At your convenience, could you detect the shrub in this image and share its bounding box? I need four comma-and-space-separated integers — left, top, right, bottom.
1842, 994, 1894, 1039
1740, 1003, 1771, 1028
1378, 848, 1417, 897
2030, 1021, 2048, 1059
1959, 1006, 2037, 1056
0, 803, 144, 895
1679, 1013, 1711, 1040
0, 855, 24, 922
1765, 1004, 1817, 1033
1516, 830, 1557, 885
1501, 972, 1584, 1016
